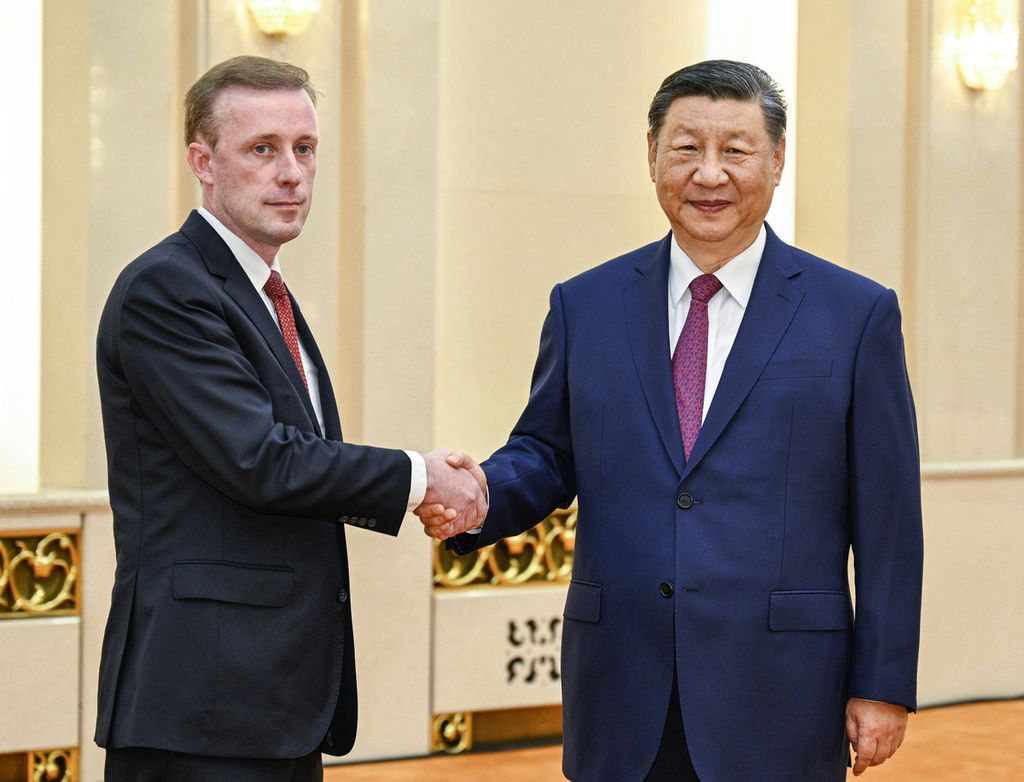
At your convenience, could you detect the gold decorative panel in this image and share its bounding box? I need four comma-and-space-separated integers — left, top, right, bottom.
30, 749, 76, 782
0, 531, 79, 618
433, 508, 575, 588
432, 712, 472, 754
0, 748, 77, 782
430, 707, 563, 755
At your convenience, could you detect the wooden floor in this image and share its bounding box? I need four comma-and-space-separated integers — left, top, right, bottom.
326, 699, 1024, 781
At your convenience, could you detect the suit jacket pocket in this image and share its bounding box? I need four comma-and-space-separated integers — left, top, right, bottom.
563, 579, 601, 623
760, 359, 833, 380
172, 560, 294, 607
769, 590, 849, 631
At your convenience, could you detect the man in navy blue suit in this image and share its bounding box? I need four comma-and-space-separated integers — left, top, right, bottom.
422, 60, 923, 781
96, 56, 485, 781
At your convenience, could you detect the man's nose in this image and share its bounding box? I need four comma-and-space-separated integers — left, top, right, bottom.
276, 151, 302, 184
692, 152, 728, 187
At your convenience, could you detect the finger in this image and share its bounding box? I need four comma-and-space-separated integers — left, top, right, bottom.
853, 736, 876, 776
445, 451, 467, 468
466, 462, 487, 493
422, 522, 447, 540
420, 511, 457, 532
445, 451, 488, 496
414, 502, 447, 519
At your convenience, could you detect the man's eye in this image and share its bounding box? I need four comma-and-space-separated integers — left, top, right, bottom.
296, 144, 314, 155
254, 144, 271, 154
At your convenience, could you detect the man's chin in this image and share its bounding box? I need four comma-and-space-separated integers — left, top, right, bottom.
264, 222, 306, 246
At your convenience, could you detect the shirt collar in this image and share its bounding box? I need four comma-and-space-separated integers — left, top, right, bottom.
668, 224, 765, 310
197, 207, 282, 290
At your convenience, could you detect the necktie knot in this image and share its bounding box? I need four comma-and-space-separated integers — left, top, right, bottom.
689, 273, 723, 304
264, 270, 288, 301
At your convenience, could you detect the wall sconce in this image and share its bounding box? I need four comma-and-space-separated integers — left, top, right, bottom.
954, 0, 1019, 90
246, 0, 320, 37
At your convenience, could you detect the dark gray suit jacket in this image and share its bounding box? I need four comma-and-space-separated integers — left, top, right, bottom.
95, 211, 410, 758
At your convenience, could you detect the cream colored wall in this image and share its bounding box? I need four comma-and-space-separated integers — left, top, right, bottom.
434, 0, 706, 458
797, 0, 1024, 705
22, 0, 1024, 772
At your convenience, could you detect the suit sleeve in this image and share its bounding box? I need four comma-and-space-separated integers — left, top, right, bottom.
109, 256, 410, 531
450, 284, 577, 554
847, 288, 924, 710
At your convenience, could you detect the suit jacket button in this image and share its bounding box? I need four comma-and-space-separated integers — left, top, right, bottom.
659, 582, 674, 598
676, 492, 694, 509
336, 588, 349, 603
368, 518, 377, 528
338, 515, 349, 523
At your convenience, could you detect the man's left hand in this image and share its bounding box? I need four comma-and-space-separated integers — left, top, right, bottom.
846, 698, 908, 775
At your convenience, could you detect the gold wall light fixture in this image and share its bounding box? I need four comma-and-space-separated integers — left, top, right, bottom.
246, 0, 320, 37
954, 0, 1019, 90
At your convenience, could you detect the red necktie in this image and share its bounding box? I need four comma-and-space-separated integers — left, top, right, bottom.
263, 270, 308, 390
673, 273, 723, 461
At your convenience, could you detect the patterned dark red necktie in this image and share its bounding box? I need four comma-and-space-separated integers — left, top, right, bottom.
673, 273, 723, 460
263, 270, 308, 390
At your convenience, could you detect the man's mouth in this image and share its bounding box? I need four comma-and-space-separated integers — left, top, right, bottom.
692, 199, 730, 212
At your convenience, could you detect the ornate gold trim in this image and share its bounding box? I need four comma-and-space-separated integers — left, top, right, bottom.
0, 530, 79, 618
432, 712, 473, 754
433, 508, 576, 588
23, 748, 76, 782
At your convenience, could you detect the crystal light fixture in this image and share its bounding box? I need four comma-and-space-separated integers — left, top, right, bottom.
246, 0, 320, 37
955, 0, 1019, 90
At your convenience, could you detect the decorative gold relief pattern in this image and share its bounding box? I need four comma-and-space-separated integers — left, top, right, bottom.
29, 748, 76, 782
0, 531, 79, 618
432, 712, 472, 754
433, 508, 576, 588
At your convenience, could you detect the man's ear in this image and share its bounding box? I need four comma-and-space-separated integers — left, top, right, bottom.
772, 137, 786, 185
186, 140, 214, 185
647, 131, 657, 182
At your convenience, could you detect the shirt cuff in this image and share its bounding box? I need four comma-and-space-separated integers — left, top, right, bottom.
404, 450, 427, 512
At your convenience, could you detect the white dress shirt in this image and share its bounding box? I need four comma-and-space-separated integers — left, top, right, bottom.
668, 225, 766, 423
197, 208, 426, 511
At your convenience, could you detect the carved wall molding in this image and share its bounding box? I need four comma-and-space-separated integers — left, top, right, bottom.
431, 712, 472, 754
0, 531, 79, 618
30, 748, 76, 782
433, 508, 576, 588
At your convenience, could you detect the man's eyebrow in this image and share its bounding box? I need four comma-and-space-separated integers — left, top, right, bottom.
239, 132, 319, 144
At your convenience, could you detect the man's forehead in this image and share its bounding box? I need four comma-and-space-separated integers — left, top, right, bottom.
213, 85, 316, 114
663, 96, 766, 135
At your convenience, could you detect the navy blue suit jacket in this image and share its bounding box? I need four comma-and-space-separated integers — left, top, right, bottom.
453, 226, 923, 781
95, 211, 410, 759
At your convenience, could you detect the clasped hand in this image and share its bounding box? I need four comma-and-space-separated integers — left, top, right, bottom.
415, 450, 487, 540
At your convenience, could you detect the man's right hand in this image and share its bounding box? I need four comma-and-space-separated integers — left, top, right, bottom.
416, 449, 487, 540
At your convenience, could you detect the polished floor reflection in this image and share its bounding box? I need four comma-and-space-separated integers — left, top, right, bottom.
327, 700, 1024, 781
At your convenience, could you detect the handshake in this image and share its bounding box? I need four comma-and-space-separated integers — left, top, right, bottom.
414, 449, 487, 540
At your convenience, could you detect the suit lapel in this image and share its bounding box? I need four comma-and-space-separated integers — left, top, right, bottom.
623, 235, 686, 478
180, 212, 322, 433
682, 226, 805, 478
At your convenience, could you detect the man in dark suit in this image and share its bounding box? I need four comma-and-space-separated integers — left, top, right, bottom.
95, 56, 485, 782
423, 60, 923, 781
